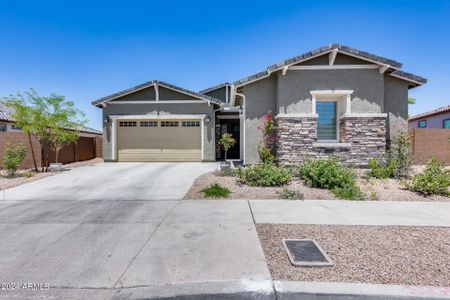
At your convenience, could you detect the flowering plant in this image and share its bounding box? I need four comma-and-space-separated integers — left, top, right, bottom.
257, 111, 277, 163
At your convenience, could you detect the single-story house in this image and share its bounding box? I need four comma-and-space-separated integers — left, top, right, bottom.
409, 105, 450, 129
0, 102, 103, 169
92, 44, 426, 166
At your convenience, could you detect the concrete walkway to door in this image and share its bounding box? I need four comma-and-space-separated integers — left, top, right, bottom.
3, 162, 218, 201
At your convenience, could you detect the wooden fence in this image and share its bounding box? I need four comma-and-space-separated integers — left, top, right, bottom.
0, 132, 102, 169
409, 128, 450, 165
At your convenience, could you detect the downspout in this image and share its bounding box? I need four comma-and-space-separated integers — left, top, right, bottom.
212, 103, 223, 162
232, 86, 246, 165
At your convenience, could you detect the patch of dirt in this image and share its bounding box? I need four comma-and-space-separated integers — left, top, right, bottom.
257, 224, 450, 287
183, 170, 450, 201
0, 158, 103, 191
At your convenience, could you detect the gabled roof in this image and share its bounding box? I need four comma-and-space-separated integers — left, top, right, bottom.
0, 101, 102, 134
199, 82, 230, 94
409, 105, 450, 121
92, 80, 222, 107
233, 43, 426, 87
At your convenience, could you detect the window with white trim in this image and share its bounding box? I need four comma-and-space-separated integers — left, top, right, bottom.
182, 121, 200, 127
418, 120, 427, 128
119, 121, 137, 127
311, 90, 352, 142
161, 121, 179, 127
0, 123, 6, 132
140, 121, 157, 127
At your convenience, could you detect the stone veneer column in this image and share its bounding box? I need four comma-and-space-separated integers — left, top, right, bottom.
339, 116, 386, 165
276, 115, 386, 166
276, 116, 317, 164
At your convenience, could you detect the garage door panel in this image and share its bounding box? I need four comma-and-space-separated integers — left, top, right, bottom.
117, 119, 202, 162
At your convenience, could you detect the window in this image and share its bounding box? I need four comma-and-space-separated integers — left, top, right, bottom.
0, 123, 6, 132
443, 119, 450, 129
418, 120, 427, 128
182, 121, 200, 127
317, 101, 337, 141
119, 121, 137, 127
161, 121, 179, 127
11, 124, 22, 130
140, 121, 157, 127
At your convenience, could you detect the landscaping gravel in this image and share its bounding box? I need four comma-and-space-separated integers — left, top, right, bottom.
184, 170, 450, 201
256, 224, 450, 287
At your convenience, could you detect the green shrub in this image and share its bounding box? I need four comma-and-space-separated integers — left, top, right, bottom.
23, 172, 34, 178
201, 183, 231, 198
236, 164, 292, 187
368, 157, 397, 179
299, 159, 364, 200
217, 168, 236, 177
332, 184, 365, 200
298, 159, 355, 189
3, 143, 26, 177
279, 188, 304, 200
389, 131, 412, 178
406, 159, 450, 196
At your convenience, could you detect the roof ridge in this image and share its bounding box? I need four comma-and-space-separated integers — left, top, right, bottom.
409, 105, 450, 121
91, 79, 222, 106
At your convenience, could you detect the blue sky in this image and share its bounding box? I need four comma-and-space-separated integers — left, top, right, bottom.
1, 0, 449, 130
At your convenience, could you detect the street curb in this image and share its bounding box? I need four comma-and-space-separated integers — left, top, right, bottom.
274, 281, 450, 300
111, 280, 275, 300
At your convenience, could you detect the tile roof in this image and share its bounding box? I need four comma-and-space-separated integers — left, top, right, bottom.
199, 82, 230, 94
0, 101, 102, 135
232, 43, 426, 86
92, 80, 222, 106
409, 105, 450, 121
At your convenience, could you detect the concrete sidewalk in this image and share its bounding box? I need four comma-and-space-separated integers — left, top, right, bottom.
250, 200, 450, 226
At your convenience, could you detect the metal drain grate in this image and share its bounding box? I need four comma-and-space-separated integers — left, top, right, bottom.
283, 239, 333, 267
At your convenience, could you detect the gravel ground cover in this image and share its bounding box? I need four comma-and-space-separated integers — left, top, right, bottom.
184, 170, 450, 201
0, 158, 103, 190
256, 224, 450, 287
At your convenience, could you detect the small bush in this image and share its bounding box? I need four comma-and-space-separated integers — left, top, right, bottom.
332, 184, 365, 200
201, 183, 231, 198
406, 159, 450, 196
236, 164, 292, 187
217, 168, 236, 177
3, 143, 26, 177
23, 172, 34, 178
389, 131, 412, 178
299, 159, 364, 200
368, 157, 397, 179
298, 159, 356, 189
279, 188, 304, 200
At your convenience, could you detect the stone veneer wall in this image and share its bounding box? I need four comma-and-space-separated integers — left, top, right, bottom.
276, 116, 386, 166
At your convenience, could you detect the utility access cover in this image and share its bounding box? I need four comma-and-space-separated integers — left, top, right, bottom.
283, 239, 333, 267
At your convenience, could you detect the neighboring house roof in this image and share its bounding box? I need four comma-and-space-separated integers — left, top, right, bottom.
199, 82, 230, 94
0, 101, 15, 122
92, 79, 222, 107
232, 43, 427, 87
0, 101, 102, 135
409, 105, 450, 121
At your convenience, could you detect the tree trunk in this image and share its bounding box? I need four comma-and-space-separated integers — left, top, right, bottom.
40, 142, 45, 172
224, 150, 227, 161
55, 148, 59, 163
27, 133, 38, 172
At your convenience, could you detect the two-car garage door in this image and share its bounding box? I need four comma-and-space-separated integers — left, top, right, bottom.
117, 119, 201, 162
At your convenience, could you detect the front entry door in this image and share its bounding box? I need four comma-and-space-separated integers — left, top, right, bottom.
218, 118, 240, 160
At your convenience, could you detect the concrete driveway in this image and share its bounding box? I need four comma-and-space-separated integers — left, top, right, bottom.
0, 199, 272, 299
3, 162, 218, 201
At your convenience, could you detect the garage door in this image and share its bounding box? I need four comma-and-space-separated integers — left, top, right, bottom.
117, 119, 201, 162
